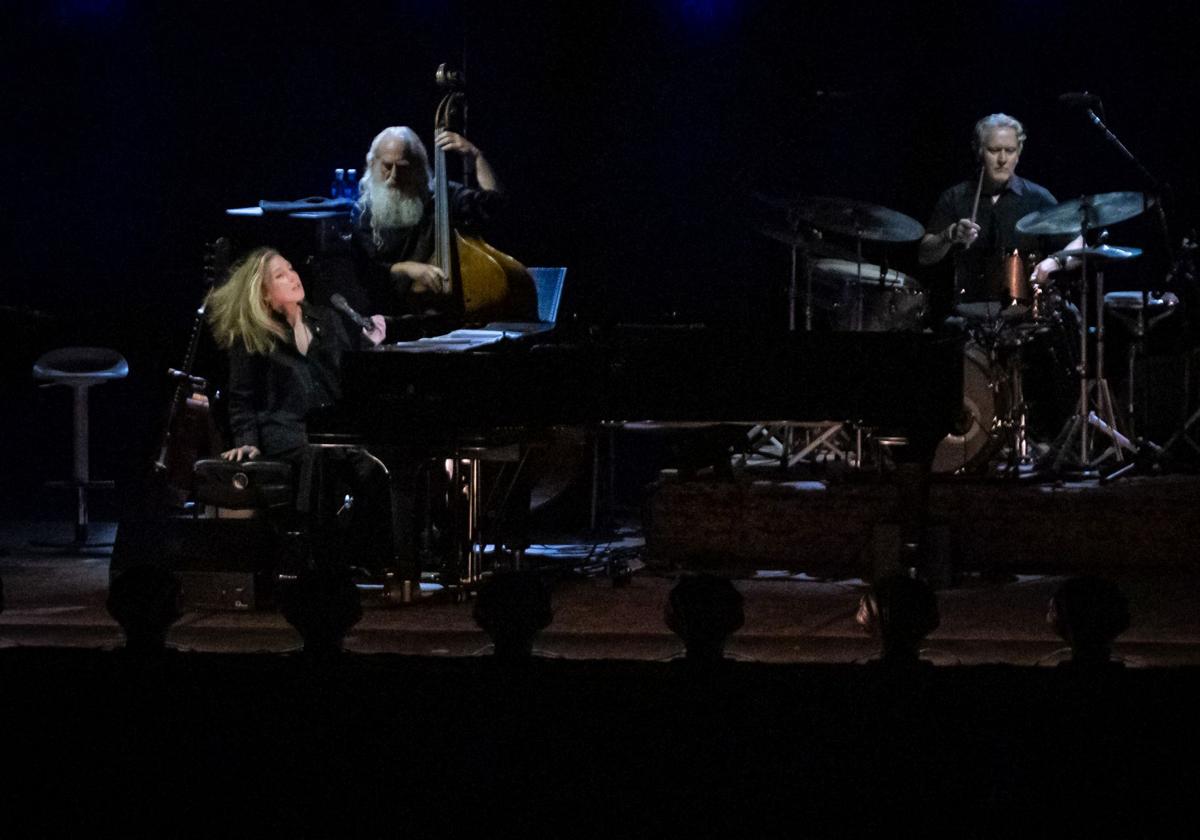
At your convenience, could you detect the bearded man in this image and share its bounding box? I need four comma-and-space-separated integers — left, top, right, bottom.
350, 126, 505, 318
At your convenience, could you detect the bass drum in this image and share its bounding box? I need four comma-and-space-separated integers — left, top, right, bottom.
931, 343, 1008, 474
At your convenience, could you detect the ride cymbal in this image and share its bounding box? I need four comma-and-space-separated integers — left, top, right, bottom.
1016, 192, 1145, 236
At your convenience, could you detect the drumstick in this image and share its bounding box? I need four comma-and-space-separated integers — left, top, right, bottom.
965, 164, 985, 250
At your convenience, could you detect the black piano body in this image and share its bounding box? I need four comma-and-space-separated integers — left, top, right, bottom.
320, 326, 964, 458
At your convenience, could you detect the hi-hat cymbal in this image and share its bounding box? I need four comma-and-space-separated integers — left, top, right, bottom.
1015, 191, 1145, 236
1052, 244, 1143, 262
755, 193, 924, 242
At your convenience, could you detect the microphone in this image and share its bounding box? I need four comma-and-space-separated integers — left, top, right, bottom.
1059, 91, 1101, 108
329, 293, 375, 332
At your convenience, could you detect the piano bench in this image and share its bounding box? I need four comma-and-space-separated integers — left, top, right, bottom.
193, 458, 295, 512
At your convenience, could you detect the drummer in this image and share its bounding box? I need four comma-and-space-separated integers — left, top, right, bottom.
918, 113, 1082, 318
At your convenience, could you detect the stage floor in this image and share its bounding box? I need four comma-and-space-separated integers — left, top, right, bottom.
3, 505, 1200, 666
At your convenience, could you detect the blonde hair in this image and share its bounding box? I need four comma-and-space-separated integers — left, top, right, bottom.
206, 247, 288, 356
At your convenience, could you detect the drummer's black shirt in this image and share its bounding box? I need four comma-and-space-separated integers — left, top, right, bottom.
927, 174, 1058, 302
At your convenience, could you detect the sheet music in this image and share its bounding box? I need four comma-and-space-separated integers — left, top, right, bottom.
383, 328, 509, 353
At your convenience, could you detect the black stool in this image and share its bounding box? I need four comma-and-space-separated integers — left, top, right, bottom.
32, 346, 129, 550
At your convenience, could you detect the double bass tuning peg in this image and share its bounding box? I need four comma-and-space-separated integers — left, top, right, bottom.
435, 63, 465, 91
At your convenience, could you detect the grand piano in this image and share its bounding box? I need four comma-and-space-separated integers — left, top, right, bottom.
320, 324, 964, 457
307, 323, 963, 585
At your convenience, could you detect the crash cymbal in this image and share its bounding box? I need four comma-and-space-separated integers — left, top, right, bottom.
754, 194, 924, 242
1052, 244, 1143, 262
1015, 192, 1145, 236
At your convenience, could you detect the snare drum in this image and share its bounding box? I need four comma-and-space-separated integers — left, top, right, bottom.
809, 258, 926, 331
955, 250, 1036, 324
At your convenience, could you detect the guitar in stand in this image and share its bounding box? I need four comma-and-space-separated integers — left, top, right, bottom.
152, 237, 231, 509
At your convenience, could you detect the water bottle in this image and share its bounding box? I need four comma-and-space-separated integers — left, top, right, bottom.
345, 168, 358, 200
330, 168, 345, 199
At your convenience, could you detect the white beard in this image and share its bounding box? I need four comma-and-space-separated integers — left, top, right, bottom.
367, 179, 426, 239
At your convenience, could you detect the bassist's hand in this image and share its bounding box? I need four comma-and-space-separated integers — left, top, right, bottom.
435, 130, 479, 161
391, 261, 449, 294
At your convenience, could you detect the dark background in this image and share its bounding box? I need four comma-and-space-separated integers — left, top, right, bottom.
3, 0, 1198, 509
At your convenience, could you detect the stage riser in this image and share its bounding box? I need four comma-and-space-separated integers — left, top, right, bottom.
111, 517, 280, 610
644, 475, 1200, 575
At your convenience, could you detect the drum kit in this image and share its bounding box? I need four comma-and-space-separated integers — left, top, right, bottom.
756, 189, 1157, 478
754, 192, 927, 333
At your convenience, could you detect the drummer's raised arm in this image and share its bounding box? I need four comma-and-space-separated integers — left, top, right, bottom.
919, 218, 980, 265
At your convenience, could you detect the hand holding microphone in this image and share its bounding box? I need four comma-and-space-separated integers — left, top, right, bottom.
330, 294, 387, 345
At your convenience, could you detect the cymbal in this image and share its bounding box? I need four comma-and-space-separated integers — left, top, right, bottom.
756, 225, 860, 261
1015, 191, 1145, 236
755, 194, 924, 242
1052, 244, 1143, 262
757, 224, 820, 248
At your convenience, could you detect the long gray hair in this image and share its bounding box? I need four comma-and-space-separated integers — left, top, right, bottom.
356, 126, 433, 208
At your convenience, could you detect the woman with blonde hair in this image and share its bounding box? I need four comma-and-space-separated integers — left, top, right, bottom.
207, 247, 395, 576
207, 247, 385, 460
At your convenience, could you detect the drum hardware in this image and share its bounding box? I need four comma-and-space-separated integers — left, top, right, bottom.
1162, 349, 1200, 461
755, 193, 924, 332
935, 278, 1081, 477
752, 195, 924, 468
1046, 243, 1143, 474
808, 258, 926, 332
1017, 194, 1148, 475
739, 422, 863, 470
1094, 290, 1178, 482
754, 220, 824, 333
1105, 290, 1179, 440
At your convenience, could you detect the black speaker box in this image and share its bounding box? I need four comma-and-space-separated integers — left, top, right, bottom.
111, 516, 280, 611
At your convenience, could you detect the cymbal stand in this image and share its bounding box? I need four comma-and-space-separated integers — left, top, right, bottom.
1051, 246, 1136, 475
1163, 351, 1200, 458
779, 209, 817, 334
851, 226, 865, 332
1159, 238, 1200, 460
997, 342, 1039, 476
1101, 298, 1170, 483
769, 215, 852, 470
1110, 290, 1176, 437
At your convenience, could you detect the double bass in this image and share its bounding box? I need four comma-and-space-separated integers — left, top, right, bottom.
431, 64, 537, 325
